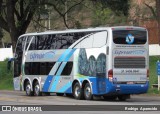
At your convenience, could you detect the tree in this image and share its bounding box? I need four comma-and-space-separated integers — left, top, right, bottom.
0, 0, 45, 50
0, 0, 130, 50
91, 0, 130, 16
156, 0, 160, 44
42, 0, 85, 29
0, 28, 3, 48
0, 0, 85, 50
144, 0, 160, 44
91, 2, 128, 26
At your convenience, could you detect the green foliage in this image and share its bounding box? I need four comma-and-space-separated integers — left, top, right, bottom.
0, 61, 13, 90
148, 56, 160, 94
92, 0, 130, 16
75, 21, 82, 29
92, 3, 128, 27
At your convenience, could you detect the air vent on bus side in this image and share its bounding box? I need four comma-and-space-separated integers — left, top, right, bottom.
114, 57, 145, 68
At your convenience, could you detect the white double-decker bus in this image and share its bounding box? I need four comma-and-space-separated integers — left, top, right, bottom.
13, 26, 149, 100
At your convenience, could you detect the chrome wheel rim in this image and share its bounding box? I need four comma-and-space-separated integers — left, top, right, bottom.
26, 84, 31, 95
85, 86, 91, 98
34, 84, 40, 96
75, 86, 80, 97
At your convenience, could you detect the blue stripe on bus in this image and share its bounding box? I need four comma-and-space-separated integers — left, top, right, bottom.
56, 62, 67, 75
49, 62, 67, 91
42, 75, 53, 92
57, 49, 72, 62
50, 49, 76, 92
42, 49, 74, 92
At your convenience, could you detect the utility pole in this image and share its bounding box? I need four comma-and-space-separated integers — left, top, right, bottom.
45, 5, 48, 31
48, 10, 51, 30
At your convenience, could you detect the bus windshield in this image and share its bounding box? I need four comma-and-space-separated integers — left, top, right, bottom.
113, 30, 147, 45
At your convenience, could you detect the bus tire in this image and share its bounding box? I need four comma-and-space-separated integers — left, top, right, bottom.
84, 83, 93, 100
56, 93, 64, 96
33, 81, 42, 96
25, 82, 33, 96
73, 82, 84, 100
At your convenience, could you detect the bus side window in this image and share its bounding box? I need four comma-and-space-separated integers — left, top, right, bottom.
93, 31, 107, 48
50, 35, 57, 49
28, 36, 37, 50
61, 62, 73, 75
25, 36, 32, 51
14, 37, 25, 77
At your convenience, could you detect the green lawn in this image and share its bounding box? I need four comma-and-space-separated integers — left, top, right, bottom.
0, 60, 13, 90
148, 56, 160, 94
0, 57, 160, 95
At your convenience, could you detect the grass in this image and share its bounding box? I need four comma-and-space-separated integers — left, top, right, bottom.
0, 60, 13, 90
0, 57, 160, 95
148, 56, 160, 94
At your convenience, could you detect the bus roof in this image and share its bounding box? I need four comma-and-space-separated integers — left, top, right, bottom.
19, 26, 146, 38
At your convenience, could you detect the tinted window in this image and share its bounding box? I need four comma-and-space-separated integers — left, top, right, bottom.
113, 30, 147, 44
28, 36, 37, 50
37, 35, 55, 50
61, 62, 73, 75
25, 62, 55, 75
25, 36, 32, 50
27, 32, 93, 50
14, 37, 26, 77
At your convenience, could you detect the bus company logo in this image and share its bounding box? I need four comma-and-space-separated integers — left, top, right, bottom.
114, 50, 145, 55
30, 51, 56, 60
126, 34, 134, 44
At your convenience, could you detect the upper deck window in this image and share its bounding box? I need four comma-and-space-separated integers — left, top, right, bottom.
113, 30, 147, 45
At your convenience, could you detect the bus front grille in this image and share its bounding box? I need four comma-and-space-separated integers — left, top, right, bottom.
114, 57, 145, 68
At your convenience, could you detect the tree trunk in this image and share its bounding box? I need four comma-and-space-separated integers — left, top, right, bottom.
6, 0, 19, 52
10, 32, 19, 52
156, 0, 160, 45
0, 38, 3, 48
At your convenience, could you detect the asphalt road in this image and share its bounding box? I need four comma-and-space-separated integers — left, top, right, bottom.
0, 90, 160, 114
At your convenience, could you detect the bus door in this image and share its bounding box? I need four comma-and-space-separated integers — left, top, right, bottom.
13, 37, 26, 90
96, 53, 106, 93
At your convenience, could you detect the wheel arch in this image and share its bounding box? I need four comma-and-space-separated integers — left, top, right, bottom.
32, 78, 41, 91
23, 78, 32, 91
72, 79, 81, 93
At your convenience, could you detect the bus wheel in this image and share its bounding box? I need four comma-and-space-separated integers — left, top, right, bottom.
73, 82, 84, 100
25, 82, 33, 96
56, 93, 64, 96
118, 95, 130, 101
34, 82, 42, 96
84, 83, 93, 100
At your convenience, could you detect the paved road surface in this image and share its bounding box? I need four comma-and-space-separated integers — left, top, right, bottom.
0, 90, 160, 114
